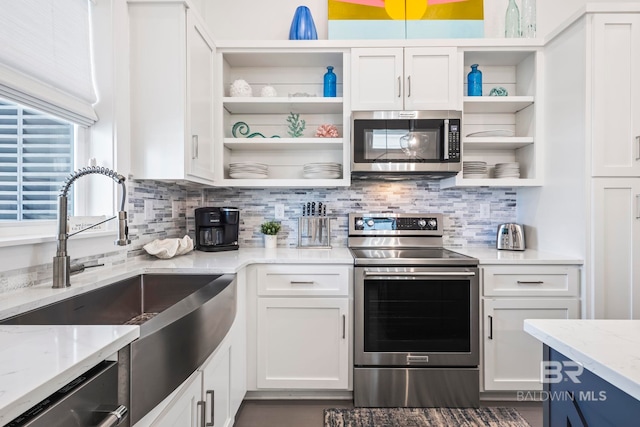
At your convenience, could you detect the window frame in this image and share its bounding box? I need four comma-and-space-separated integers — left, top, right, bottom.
0, 0, 128, 274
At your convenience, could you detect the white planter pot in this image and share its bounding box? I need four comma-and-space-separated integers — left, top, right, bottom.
263, 234, 277, 249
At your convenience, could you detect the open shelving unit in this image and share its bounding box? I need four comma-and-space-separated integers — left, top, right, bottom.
215, 49, 351, 187
441, 49, 543, 188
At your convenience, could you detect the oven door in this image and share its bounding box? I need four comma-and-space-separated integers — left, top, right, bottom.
355, 266, 479, 367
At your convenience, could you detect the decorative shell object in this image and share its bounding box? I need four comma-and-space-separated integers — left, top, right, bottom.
489, 86, 509, 96
315, 124, 339, 138
261, 85, 278, 97
143, 235, 194, 259
230, 79, 252, 97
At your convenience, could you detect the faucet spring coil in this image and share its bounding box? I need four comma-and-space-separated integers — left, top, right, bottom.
59, 166, 125, 197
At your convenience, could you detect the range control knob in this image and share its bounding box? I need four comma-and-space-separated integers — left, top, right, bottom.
427, 219, 437, 229
366, 219, 375, 227
417, 219, 427, 228
356, 219, 364, 228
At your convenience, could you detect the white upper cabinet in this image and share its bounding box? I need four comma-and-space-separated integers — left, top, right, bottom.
351, 48, 403, 111
591, 14, 640, 177
187, 13, 216, 181
405, 47, 460, 110
129, 1, 215, 184
351, 47, 459, 111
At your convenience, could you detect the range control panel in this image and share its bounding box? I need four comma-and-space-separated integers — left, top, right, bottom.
349, 213, 443, 235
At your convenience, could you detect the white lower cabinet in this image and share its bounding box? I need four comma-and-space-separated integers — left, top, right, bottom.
148, 342, 232, 427
201, 345, 231, 427
483, 298, 578, 391
150, 371, 202, 427
592, 178, 640, 318
481, 265, 580, 392
257, 298, 349, 389
249, 264, 352, 391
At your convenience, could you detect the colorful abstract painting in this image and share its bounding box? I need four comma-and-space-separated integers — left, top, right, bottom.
328, 0, 484, 39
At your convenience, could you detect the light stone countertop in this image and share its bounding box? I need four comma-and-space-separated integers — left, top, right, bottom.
449, 247, 583, 265
524, 319, 640, 401
0, 247, 353, 424
0, 246, 581, 423
0, 325, 139, 425
0, 247, 354, 321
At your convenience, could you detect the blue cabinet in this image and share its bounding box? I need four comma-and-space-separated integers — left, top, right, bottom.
544, 346, 640, 427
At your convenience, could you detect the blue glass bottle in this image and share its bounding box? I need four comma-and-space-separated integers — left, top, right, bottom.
289, 6, 318, 40
324, 66, 336, 97
467, 64, 482, 96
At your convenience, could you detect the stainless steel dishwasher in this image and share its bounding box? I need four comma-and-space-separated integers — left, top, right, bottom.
6, 361, 127, 427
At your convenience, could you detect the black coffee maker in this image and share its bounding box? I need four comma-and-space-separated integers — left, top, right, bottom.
195, 207, 240, 252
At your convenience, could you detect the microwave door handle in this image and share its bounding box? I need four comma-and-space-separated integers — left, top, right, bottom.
443, 119, 450, 160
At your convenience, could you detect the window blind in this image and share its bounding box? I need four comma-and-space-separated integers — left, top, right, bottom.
0, 0, 97, 126
0, 99, 74, 221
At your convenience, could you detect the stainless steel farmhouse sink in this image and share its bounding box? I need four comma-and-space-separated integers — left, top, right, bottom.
0, 273, 237, 426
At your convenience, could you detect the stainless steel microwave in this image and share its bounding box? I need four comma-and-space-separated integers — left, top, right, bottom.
351, 111, 462, 179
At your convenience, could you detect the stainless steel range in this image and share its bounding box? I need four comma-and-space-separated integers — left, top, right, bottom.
349, 213, 480, 408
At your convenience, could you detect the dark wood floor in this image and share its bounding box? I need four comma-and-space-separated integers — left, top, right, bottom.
234, 399, 543, 427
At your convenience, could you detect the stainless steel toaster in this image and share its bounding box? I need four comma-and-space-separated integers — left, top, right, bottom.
496, 223, 526, 251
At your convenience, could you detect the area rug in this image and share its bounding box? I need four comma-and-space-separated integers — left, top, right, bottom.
324, 407, 530, 427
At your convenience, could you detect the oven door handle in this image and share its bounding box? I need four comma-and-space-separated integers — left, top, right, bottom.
363, 271, 475, 278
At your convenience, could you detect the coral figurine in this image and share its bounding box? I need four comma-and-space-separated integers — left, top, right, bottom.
315, 124, 339, 138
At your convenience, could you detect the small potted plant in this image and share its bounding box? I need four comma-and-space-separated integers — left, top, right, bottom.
260, 220, 281, 249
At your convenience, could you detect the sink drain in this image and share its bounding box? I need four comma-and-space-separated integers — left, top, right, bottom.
124, 312, 159, 325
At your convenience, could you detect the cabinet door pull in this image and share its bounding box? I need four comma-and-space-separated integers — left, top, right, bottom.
407, 75, 411, 97
197, 401, 206, 427
290, 280, 315, 285
488, 315, 493, 340
570, 392, 590, 427
397, 76, 401, 98
206, 390, 215, 426
342, 314, 346, 339
636, 136, 640, 161
636, 194, 640, 219
192, 135, 199, 159
516, 280, 544, 285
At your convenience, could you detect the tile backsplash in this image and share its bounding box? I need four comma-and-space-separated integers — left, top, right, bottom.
0, 179, 516, 292
196, 180, 516, 248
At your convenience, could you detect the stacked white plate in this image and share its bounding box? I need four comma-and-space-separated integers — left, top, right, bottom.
229, 162, 268, 179
303, 162, 341, 179
494, 162, 520, 179
463, 161, 488, 179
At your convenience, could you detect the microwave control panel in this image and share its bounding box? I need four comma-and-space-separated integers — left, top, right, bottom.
447, 121, 460, 160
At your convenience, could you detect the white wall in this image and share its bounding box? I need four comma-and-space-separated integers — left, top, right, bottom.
202, 0, 599, 41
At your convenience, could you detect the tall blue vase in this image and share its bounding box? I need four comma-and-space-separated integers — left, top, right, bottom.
323, 66, 336, 97
289, 6, 318, 40
467, 64, 482, 96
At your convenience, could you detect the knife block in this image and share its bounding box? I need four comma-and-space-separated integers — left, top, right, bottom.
297, 217, 332, 248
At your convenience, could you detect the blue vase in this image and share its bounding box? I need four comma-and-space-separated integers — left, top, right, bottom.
467, 64, 482, 96
323, 66, 336, 97
289, 6, 318, 40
